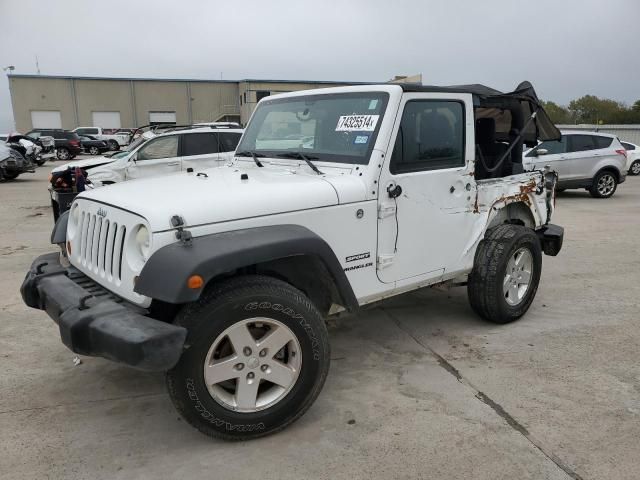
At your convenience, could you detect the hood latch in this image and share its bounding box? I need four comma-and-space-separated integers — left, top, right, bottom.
171, 215, 193, 246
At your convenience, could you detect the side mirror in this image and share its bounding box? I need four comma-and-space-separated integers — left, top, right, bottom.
535, 148, 548, 157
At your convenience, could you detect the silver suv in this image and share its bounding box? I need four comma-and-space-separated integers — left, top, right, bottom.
524, 131, 627, 198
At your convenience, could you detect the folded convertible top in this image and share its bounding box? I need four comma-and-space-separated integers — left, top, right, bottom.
400, 81, 561, 143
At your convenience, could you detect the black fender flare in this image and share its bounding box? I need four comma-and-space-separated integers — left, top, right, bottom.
51, 210, 69, 244
134, 225, 359, 311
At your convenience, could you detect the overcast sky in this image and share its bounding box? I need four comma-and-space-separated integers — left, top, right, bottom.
1, 0, 638, 131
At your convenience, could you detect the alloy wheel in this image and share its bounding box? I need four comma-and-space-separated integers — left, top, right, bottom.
596, 174, 615, 196
503, 247, 533, 306
203, 317, 302, 413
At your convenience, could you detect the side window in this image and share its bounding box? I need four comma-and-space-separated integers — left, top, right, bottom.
527, 137, 567, 156
621, 142, 635, 150
182, 133, 219, 156
218, 132, 242, 152
137, 136, 179, 161
593, 136, 613, 149
567, 135, 595, 153
390, 100, 464, 174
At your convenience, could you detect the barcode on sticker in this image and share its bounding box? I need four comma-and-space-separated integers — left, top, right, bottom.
336, 115, 379, 132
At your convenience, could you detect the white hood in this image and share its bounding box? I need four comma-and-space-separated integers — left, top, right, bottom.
77, 164, 367, 231
52, 155, 116, 173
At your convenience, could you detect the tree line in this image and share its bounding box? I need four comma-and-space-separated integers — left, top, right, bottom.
542, 96, 640, 125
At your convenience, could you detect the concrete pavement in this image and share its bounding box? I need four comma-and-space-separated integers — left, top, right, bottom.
1, 166, 638, 479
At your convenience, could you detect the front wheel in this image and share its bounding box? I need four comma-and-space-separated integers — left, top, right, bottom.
629, 160, 640, 176
108, 140, 119, 151
468, 224, 542, 324
167, 275, 330, 440
589, 171, 617, 198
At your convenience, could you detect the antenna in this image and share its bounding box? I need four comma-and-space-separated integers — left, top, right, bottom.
35, 55, 41, 75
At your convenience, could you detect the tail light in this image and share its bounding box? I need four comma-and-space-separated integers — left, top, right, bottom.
69, 139, 80, 147
615, 149, 627, 158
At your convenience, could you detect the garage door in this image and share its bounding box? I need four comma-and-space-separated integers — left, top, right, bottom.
31, 111, 62, 129
92, 111, 121, 129
149, 111, 177, 125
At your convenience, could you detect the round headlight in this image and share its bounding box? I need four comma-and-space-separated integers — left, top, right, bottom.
135, 225, 151, 259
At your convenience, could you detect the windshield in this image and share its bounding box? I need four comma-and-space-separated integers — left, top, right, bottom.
237, 92, 389, 164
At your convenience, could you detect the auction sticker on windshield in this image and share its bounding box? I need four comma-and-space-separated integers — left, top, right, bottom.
336, 114, 379, 132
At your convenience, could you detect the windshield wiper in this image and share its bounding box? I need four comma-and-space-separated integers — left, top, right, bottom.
236, 150, 265, 167
275, 152, 323, 175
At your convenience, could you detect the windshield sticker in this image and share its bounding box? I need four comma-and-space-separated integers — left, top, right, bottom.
354, 135, 369, 145
336, 114, 379, 132
368, 99, 379, 110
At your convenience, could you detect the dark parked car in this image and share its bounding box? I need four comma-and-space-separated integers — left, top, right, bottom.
79, 135, 110, 155
25, 129, 82, 160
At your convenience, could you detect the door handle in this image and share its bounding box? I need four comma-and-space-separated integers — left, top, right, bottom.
166, 162, 179, 166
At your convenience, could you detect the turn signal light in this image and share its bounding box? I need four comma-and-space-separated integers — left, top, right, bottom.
187, 275, 204, 289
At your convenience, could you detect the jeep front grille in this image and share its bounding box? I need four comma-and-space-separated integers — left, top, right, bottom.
77, 212, 127, 281
68, 199, 150, 307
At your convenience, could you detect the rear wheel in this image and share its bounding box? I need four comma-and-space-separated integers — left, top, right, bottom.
589, 171, 617, 198
2, 172, 20, 180
167, 275, 330, 440
56, 147, 70, 160
468, 224, 542, 324
88, 146, 100, 155
629, 160, 640, 176
108, 140, 119, 151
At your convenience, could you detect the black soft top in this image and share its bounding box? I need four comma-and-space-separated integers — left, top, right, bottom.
400, 81, 560, 143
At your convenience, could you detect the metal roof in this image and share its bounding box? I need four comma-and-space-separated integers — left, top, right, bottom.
7, 74, 369, 85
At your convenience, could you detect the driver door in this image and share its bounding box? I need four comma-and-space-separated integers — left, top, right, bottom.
126, 135, 181, 180
377, 93, 477, 284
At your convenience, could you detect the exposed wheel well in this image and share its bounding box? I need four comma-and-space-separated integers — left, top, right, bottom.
487, 201, 536, 230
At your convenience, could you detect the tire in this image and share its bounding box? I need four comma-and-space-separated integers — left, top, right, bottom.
589, 170, 617, 198
167, 275, 330, 440
108, 140, 119, 151
88, 146, 100, 155
629, 160, 640, 176
57, 147, 70, 160
468, 224, 542, 324
2, 172, 20, 180
555, 187, 566, 193
35, 157, 46, 166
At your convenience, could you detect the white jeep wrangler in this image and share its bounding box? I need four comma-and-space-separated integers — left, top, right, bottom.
22, 82, 564, 440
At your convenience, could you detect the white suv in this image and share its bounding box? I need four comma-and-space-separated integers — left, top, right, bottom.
524, 131, 627, 198
23, 82, 564, 440
54, 126, 243, 187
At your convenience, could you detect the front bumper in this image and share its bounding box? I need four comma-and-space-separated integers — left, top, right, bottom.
537, 223, 564, 256
20, 252, 187, 371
